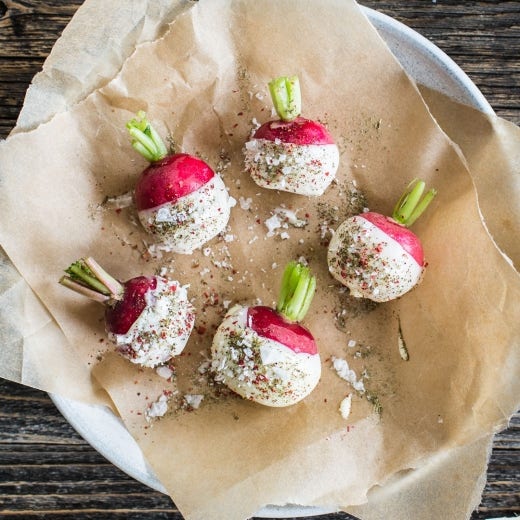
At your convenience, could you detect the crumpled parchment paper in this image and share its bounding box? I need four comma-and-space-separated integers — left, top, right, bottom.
0, 1, 518, 519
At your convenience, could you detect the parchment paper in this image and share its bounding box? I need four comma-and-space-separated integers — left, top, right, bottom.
0, 0, 518, 519
13, 0, 194, 134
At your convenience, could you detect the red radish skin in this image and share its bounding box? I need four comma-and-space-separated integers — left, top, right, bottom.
59, 258, 195, 368
244, 76, 339, 196
105, 276, 157, 335
361, 212, 424, 266
327, 180, 436, 302
211, 262, 321, 407
254, 117, 335, 146
126, 112, 232, 253
134, 153, 215, 211
247, 306, 318, 355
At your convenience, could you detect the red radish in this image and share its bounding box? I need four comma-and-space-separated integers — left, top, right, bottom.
59, 257, 195, 367
126, 111, 233, 254
243, 75, 339, 196
211, 261, 321, 407
327, 179, 437, 302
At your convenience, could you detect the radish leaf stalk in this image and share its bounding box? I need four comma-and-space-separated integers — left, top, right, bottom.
276, 261, 316, 322
268, 76, 302, 122
126, 111, 168, 162
392, 179, 437, 227
60, 257, 124, 301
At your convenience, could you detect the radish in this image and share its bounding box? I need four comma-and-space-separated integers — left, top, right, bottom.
211, 261, 321, 407
244, 75, 339, 196
327, 179, 437, 302
59, 257, 195, 367
126, 111, 233, 254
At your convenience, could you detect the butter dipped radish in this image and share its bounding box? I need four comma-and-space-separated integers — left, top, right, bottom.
127, 111, 232, 254
327, 179, 437, 302
211, 261, 321, 407
60, 257, 195, 367
244, 76, 339, 196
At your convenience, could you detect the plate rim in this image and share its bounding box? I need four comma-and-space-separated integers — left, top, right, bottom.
50, 5, 493, 518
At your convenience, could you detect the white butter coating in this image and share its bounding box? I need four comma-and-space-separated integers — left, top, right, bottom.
244, 138, 339, 196
138, 175, 231, 254
328, 215, 423, 302
108, 277, 195, 368
211, 305, 321, 407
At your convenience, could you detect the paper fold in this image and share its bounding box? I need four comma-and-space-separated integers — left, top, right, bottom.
0, 1, 518, 519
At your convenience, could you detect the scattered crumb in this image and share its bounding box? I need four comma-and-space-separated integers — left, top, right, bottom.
331, 357, 366, 393
339, 394, 352, 419
239, 196, 253, 210
183, 394, 204, 409
102, 191, 133, 210
145, 392, 170, 421
156, 365, 174, 380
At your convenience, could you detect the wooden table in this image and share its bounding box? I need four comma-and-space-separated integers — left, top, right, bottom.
0, 1, 518, 518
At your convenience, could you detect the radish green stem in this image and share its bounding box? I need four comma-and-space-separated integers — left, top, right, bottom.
392, 179, 437, 227
126, 111, 168, 162
60, 258, 124, 303
276, 261, 316, 322
59, 276, 110, 303
268, 76, 302, 122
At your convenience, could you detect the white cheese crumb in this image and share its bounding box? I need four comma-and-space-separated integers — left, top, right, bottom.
145, 393, 170, 420
348, 340, 357, 348
184, 394, 204, 409
156, 365, 174, 380
339, 394, 352, 419
264, 214, 282, 236
271, 262, 278, 270
331, 357, 365, 394
239, 196, 253, 210
224, 234, 235, 243
280, 231, 290, 240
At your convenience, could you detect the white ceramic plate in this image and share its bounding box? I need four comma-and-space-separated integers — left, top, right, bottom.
50, 6, 493, 518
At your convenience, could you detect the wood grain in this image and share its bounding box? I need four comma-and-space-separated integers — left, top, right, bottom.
0, 1, 518, 519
